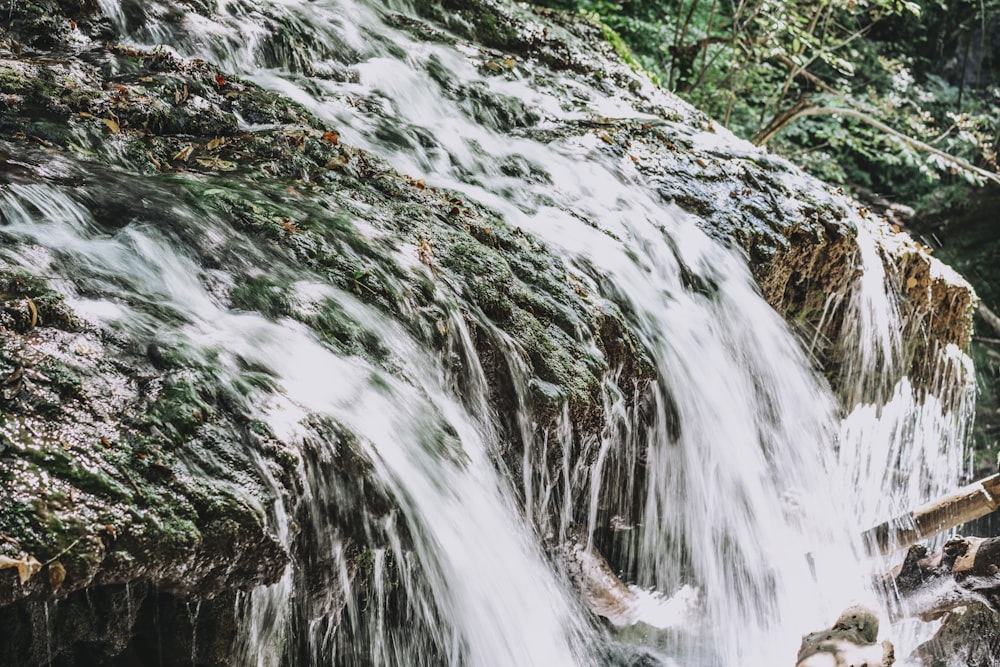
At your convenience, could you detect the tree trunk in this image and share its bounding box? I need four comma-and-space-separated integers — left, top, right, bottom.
862, 473, 1000, 556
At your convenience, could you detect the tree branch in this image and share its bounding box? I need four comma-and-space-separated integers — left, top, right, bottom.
753, 104, 1000, 187
751, 97, 814, 146
978, 304, 1000, 339
774, 54, 839, 95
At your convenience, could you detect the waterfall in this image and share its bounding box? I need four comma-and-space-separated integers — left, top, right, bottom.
0, 1, 977, 665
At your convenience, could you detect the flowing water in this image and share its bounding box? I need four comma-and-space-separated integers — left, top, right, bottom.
0, 1, 979, 665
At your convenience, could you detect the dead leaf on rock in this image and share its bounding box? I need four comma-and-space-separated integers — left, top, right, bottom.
48, 561, 66, 590
19, 555, 41, 583
25, 296, 37, 328
206, 137, 224, 151
418, 238, 433, 266
195, 157, 237, 171
173, 145, 195, 162
102, 118, 121, 135
0, 554, 42, 584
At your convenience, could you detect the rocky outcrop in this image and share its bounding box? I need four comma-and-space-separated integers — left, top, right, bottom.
406, 0, 976, 400
916, 602, 1000, 667
0, 2, 650, 661
0, 0, 980, 664
796, 606, 894, 667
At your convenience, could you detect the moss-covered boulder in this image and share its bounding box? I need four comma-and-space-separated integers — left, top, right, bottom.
0, 0, 981, 664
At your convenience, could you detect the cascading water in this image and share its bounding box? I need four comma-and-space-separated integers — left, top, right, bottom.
0, 0, 978, 665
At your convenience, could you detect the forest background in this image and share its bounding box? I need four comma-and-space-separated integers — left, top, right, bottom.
536, 0, 1000, 478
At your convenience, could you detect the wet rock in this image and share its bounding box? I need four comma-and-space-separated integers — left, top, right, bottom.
406, 1, 977, 401
0, 3, 650, 661
797, 605, 894, 667
0, 0, 981, 664
558, 538, 639, 626
915, 603, 1000, 667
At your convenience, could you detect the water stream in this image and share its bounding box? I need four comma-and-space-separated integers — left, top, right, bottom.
0, 1, 978, 665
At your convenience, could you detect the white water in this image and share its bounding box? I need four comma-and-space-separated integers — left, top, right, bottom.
1, 0, 978, 665
0, 183, 592, 666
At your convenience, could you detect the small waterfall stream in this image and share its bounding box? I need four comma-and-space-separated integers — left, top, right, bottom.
0, 1, 978, 665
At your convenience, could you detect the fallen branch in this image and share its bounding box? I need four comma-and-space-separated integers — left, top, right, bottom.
862, 473, 1000, 556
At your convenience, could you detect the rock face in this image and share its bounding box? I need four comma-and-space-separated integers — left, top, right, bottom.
916, 602, 1000, 667
796, 606, 894, 667
0, 0, 979, 664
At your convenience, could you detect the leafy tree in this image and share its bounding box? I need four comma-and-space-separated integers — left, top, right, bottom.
535, 0, 1000, 207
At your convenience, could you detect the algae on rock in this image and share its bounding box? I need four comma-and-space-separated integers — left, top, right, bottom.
0, 0, 982, 664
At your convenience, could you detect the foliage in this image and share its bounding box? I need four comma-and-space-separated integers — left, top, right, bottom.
535, 0, 1000, 209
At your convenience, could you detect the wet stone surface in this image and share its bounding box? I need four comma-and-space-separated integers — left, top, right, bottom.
0, 0, 982, 664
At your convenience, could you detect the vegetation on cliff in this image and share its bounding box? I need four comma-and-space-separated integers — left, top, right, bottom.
0, 0, 986, 664
536, 0, 1000, 209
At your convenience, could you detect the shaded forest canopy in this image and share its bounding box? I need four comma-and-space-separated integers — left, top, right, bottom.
535, 0, 1000, 213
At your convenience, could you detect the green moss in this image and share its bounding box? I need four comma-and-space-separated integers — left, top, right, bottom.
148, 377, 210, 441
36, 359, 83, 400
231, 275, 293, 319
351, 546, 402, 611
0, 63, 34, 94
476, 10, 519, 49
305, 298, 390, 364
583, 12, 661, 86
127, 515, 200, 559
441, 241, 516, 321
17, 437, 133, 501
0, 270, 77, 329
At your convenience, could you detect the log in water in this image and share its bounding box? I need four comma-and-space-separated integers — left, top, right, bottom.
863, 474, 1000, 556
